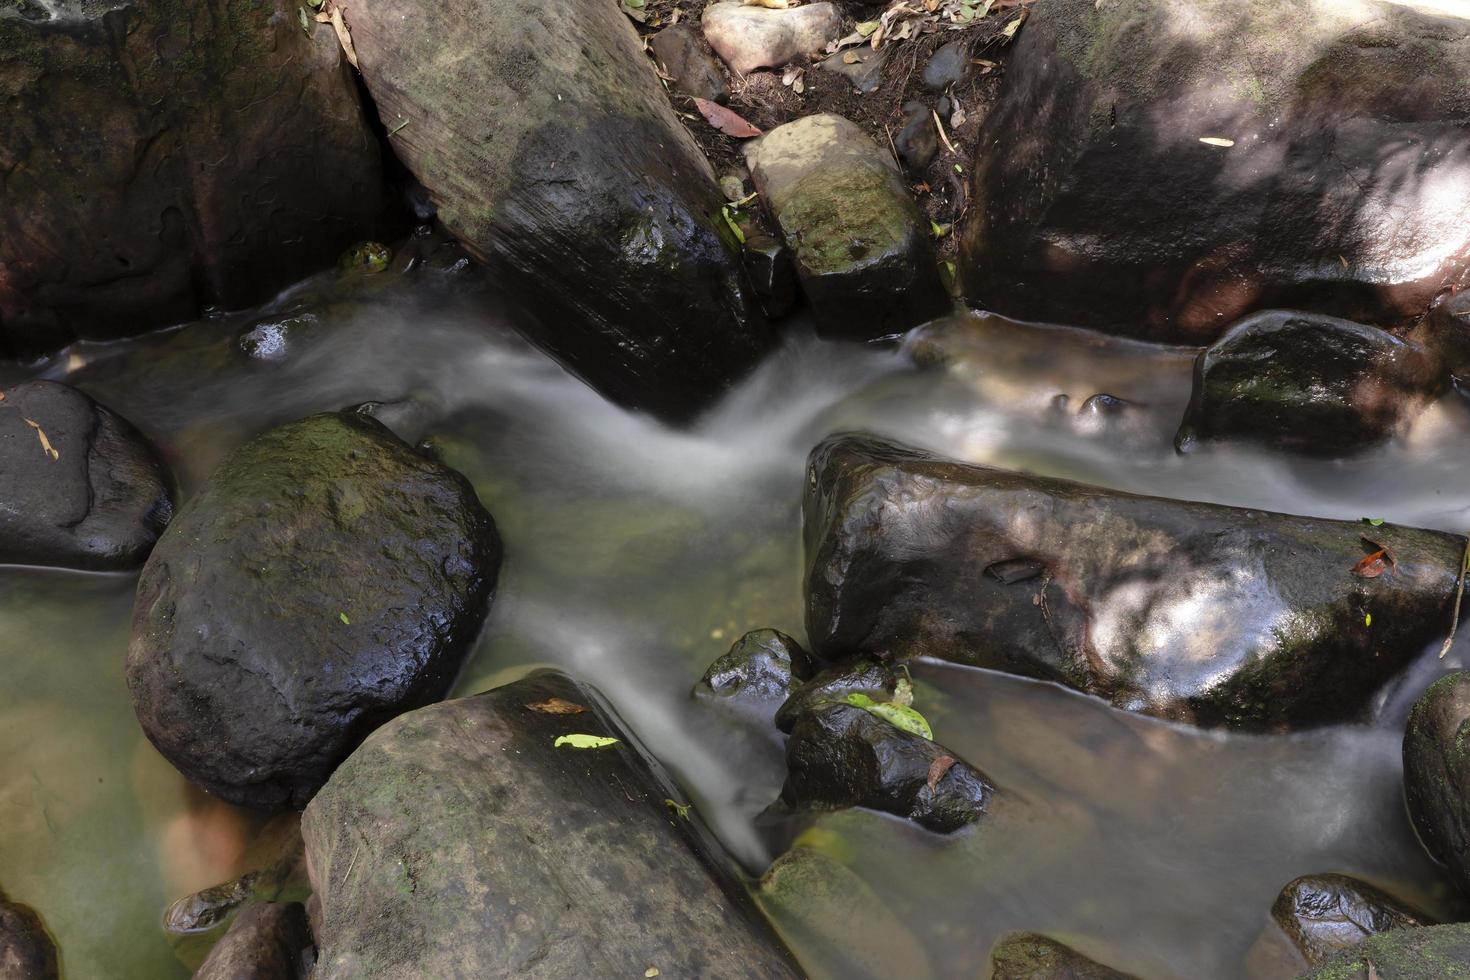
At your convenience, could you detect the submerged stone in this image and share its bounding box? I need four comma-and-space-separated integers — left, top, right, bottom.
1403, 672, 1470, 898
0, 896, 57, 980
194, 902, 313, 980
1272, 874, 1428, 967
701, 2, 842, 75
695, 628, 817, 714
0, 381, 173, 571
301, 670, 802, 978
1302, 922, 1470, 979
804, 433, 1465, 730
988, 933, 1137, 979
127, 412, 500, 809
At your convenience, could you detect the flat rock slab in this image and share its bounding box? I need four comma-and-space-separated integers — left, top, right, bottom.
804, 433, 1465, 730
702, 2, 842, 75
0, 381, 173, 570
301, 670, 801, 979
746, 114, 950, 340
127, 412, 500, 809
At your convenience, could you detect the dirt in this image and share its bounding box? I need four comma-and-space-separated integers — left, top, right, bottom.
629, 0, 1025, 262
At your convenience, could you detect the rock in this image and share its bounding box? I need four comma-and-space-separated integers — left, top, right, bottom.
895, 101, 938, 176
0, 381, 174, 571
743, 235, 799, 319
0, 897, 57, 980
701, 2, 842, 75
803, 433, 1466, 730
782, 701, 993, 833
1404, 672, 1470, 897
774, 656, 904, 734
1301, 923, 1470, 979
746, 114, 951, 340
1176, 310, 1445, 455
194, 902, 313, 980
1065, 393, 1151, 442
921, 39, 969, 91
1416, 289, 1470, 379
695, 628, 816, 715
988, 933, 1136, 979
650, 24, 730, 104
0, 0, 395, 359
301, 670, 802, 978
1272, 874, 1428, 967
127, 412, 500, 809
818, 48, 886, 95
238, 315, 320, 363
958, 0, 1470, 344
343, 0, 773, 423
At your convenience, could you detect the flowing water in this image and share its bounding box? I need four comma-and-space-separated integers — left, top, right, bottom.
3, 262, 1470, 978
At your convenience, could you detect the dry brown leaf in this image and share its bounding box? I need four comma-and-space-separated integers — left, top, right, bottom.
927, 755, 956, 792
330, 6, 358, 68
23, 418, 59, 460
526, 697, 588, 715
1352, 549, 1388, 579
692, 97, 762, 138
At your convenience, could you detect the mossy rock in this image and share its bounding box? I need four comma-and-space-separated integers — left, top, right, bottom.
1303, 923, 1470, 979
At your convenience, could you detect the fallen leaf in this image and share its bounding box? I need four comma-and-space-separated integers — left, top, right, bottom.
1361, 536, 1398, 571
297, 6, 312, 35
1363, 517, 1385, 527
329, 6, 358, 68
1365, 612, 1373, 627
692, 97, 762, 138
842, 51, 859, 64
526, 697, 588, 715
339, 611, 350, 625
721, 206, 746, 244
1000, 11, 1026, 39
1199, 136, 1235, 147
554, 734, 620, 749
927, 755, 956, 792
743, 0, 788, 6
845, 693, 934, 740
1353, 549, 1388, 578
664, 798, 691, 818
646, 969, 662, 979
23, 418, 59, 460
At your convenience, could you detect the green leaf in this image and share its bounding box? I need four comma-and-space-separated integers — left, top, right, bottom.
844, 693, 933, 740
664, 798, 691, 819
1363, 517, 1385, 526
297, 6, 311, 34
624, 0, 645, 6
1365, 613, 1373, 627
721, 207, 746, 245
554, 734, 621, 749
339, 612, 350, 625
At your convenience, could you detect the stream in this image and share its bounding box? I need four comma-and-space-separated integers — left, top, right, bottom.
3, 264, 1469, 978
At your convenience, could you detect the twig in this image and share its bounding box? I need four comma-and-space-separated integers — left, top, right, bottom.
1439, 533, 1470, 659
343, 845, 361, 885
387, 118, 410, 137
933, 109, 959, 156
883, 124, 902, 171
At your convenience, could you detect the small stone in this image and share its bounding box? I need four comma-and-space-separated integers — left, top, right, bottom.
238, 314, 319, 362
649, 24, 729, 104
695, 628, 814, 713
921, 39, 969, 91
701, 1, 842, 75
894, 102, 937, 176
1271, 873, 1427, 967
817, 46, 885, 94
720, 174, 747, 201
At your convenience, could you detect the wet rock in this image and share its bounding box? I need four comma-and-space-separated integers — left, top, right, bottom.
701, 2, 842, 75
922, 39, 969, 91
195, 902, 313, 980
1301, 923, 1470, 979
301, 670, 802, 978
743, 235, 799, 319
0, 897, 57, 980
1404, 672, 1470, 898
1416, 289, 1470, 380
1067, 393, 1150, 441
988, 933, 1136, 979
0, 0, 395, 359
895, 101, 938, 176
1272, 874, 1428, 967
0, 381, 173, 571
804, 433, 1466, 730
238, 315, 320, 363
958, 0, 1470, 344
127, 413, 500, 809
650, 24, 730, 104
746, 114, 951, 340
775, 657, 904, 733
1176, 311, 1445, 456
695, 628, 816, 714
818, 47, 886, 95
344, 0, 773, 423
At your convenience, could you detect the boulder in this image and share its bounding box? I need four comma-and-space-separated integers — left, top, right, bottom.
694, 628, 817, 718
1403, 672, 1470, 897
127, 412, 500, 809
1302, 923, 1470, 979
0, 897, 57, 980
958, 0, 1470, 344
1272, 874, 1428, 967
746, 114, 951, 340
649, 24, 729, 105
0, 381, 173, 570
804, 434, 1465, 730
1176, 310, 1446, 456
194, 902, 313, 980
342, 0, 773, 422
0, 0, 395, 359
301, 670, 802, 978
1416, 289, 1470, 379
988, 933, 1136, 979
702, 2, 842, 75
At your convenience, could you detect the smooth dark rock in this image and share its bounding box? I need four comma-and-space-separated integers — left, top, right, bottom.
0, 898, 57, 980
804, 434, 1465, 730
0, 381, 173, 570
1176, 311, 1445, 455
194, 902, 313, 980
988, 933, 1136, 979
0, 0, 395, 358
746, 114, 951, 340
650, 24, 729, 104
345, 0, 772, 422
127, 413, 500, 809
922, 40, 969, 91
774, 656, 903, 734
1302, 923, 1470, 979
1404, 672, 1470, 898
959, 0, 1470, 344
895, 101, 938, 176
743, 235, 799, 319
1273, 874, 1428, 967
782, 702, 992, 833
301, 670, 802, 978
818, 47, 886, 95
695, 628, 816, 712
1417, 289, 1470, 379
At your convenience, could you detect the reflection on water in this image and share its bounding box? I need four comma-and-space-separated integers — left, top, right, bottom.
2, 266, 1468, 978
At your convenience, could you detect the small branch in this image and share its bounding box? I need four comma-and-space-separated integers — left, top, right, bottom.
1440, 533, 1470, 659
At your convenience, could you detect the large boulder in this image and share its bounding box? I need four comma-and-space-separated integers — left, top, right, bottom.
746, 114, 951, 341
194, 902, 313, 980
804, 434, 1465, 730
1176, 310, 1446, 456
1272, 874, 1428, 968
0, 896, 57, 980
127, 412, 500, 809
959, 0, 1470, 343
0, 381, 173, 570
1302, 923, 1470, 979
301, 670, 802, 978
702, 2, 842, 75
341, 0, 774, 421
0, 0, 396, 359
1403, 672, 1470, 897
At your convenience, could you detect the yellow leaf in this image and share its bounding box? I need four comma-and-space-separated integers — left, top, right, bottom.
1199, 137, 1235, 147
